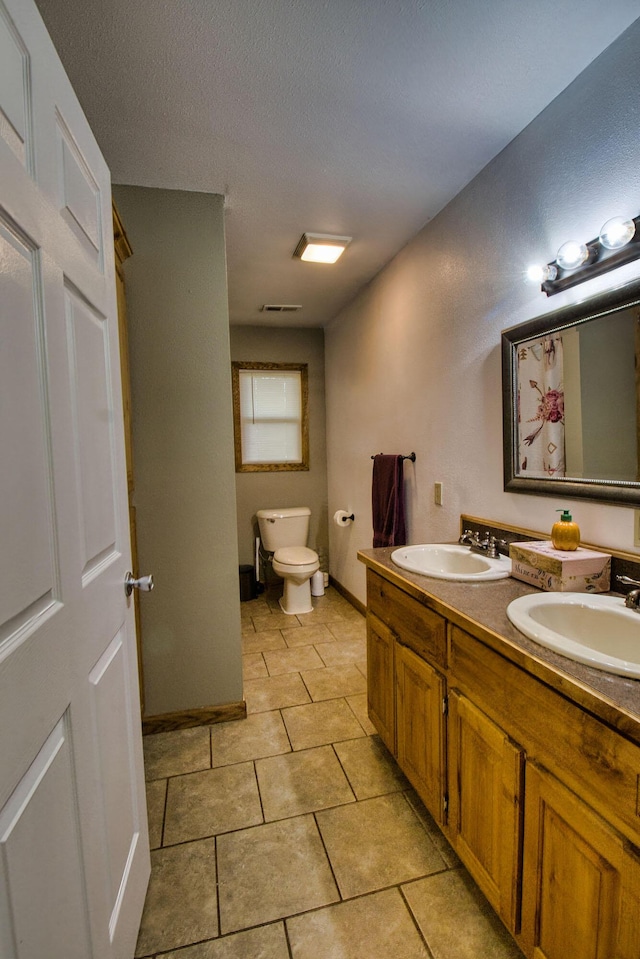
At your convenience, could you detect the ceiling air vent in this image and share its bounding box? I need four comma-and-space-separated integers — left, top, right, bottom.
261, 304, 303, 313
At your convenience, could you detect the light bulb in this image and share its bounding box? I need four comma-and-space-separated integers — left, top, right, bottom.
556, 241, 589, 271
599, 216, 635, 250
526, 263, 558, 283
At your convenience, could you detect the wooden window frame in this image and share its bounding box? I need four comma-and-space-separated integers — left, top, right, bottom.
231, 361, 309, 472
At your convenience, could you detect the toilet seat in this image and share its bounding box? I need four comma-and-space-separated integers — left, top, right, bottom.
272, 547, 319, 580
273, 546, 318, 566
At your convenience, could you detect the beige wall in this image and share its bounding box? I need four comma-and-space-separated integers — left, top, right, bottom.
230, 327, 328, 570
325, 21, 640, 605
113, 186, 242, 716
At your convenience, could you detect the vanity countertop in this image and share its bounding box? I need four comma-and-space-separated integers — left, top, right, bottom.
358, 547, 640, 746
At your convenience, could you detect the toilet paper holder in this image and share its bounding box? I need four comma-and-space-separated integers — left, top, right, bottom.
333, 510, 355, 526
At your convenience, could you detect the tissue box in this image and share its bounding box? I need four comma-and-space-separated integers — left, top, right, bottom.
508, 541, 611, 593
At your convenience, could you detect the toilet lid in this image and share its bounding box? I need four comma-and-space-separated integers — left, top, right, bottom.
273, 546, 318, 566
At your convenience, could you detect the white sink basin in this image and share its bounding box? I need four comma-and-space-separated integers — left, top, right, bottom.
391, 544, 511, 582
507, 592, 640, 678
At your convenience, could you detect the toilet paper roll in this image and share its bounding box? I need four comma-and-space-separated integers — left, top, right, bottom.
333, 510, 354, 527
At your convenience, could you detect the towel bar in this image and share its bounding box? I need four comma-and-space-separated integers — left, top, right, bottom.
370, 452, 416, 462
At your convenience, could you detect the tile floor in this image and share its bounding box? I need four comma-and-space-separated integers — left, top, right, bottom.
137, 587, 523, 959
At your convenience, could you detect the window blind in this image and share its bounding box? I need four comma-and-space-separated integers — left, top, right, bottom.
239, 369, 302, 463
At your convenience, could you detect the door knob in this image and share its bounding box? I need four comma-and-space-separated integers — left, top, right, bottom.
125, 572, 154, 597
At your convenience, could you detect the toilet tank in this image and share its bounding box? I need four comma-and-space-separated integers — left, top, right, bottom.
257, 507, 311, 551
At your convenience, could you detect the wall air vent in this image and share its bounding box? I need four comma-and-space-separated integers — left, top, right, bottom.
261, 304, 303, 312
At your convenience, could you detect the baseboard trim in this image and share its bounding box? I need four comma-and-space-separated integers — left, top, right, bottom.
329, 576, 366, 616
142, 700, 247, 735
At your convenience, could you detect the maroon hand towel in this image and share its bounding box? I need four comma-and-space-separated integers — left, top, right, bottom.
372, 454, 406, 548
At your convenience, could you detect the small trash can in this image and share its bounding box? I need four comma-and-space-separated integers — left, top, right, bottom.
239, 564, 256, 602
311, 569, 325, 597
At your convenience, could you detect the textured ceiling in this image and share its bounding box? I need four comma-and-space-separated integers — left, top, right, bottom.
35, 0, 639, 327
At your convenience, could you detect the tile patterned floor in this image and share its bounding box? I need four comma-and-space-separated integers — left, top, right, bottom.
137, 587, 523, 959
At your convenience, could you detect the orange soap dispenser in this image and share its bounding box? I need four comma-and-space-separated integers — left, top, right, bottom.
551, 509, 580, 551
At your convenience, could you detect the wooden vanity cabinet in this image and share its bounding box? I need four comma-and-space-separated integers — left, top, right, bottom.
364, 561, 640, 959
451, 624, 640, 957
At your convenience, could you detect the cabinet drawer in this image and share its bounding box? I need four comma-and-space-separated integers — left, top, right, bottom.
450, 625, 640, 847
367, 570, 447, 668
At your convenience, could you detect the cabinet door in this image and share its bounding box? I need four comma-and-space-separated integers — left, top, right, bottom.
366, 612, 396, 754
521, 762, 640, 959
395, 642, 446, 823
448, 691, 524, 933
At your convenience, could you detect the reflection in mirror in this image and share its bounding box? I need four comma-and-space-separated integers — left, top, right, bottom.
517, 309, 638, 481
502, 280, 640, 506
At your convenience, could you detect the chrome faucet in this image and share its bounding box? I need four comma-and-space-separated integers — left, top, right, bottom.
459, 530, 506, 559
616, 575, 640, 611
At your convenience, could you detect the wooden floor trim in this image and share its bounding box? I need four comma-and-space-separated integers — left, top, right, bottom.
329, 576, 366, 616
142, 700, 246, 735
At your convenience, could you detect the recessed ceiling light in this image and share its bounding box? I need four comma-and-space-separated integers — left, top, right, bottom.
293, 233, 352, 264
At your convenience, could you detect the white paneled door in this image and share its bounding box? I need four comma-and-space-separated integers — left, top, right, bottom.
0, 1, 150, 957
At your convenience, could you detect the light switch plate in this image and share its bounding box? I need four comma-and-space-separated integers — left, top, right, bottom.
434, 482, 443, 506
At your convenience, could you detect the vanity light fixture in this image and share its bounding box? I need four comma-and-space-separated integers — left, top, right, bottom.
293, 233, 352, 264
528, 213, 640, 296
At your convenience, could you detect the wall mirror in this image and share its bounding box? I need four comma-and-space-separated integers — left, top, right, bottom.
502, 279, 640, 506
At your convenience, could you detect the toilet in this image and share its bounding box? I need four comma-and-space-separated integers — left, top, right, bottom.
257, 507, 320, 615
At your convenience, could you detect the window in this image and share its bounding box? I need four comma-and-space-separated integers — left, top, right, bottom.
231, 362, 309, 472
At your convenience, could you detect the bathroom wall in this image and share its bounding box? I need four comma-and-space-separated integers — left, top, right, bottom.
230, 326, 328, 571
113, 186, 243, 717
325, 20, 640, 605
